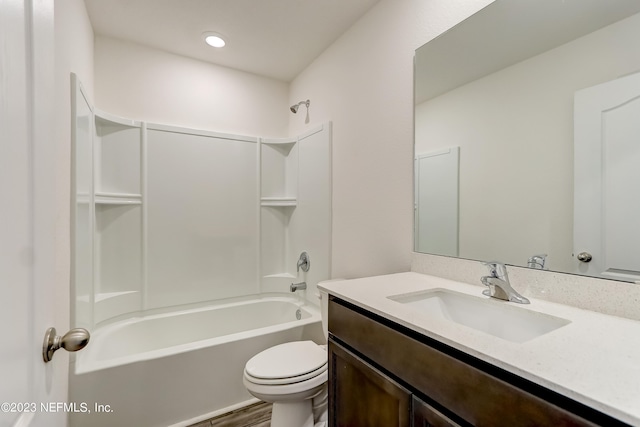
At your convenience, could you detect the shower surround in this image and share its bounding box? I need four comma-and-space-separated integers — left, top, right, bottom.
70, 75, 331, 426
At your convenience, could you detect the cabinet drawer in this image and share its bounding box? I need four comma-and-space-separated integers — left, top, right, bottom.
329, 298, 598, 427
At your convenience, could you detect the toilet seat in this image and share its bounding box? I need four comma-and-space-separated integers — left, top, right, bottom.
245, 363, 327, 385
243, 367, 327, 402
244, 341, 327, 386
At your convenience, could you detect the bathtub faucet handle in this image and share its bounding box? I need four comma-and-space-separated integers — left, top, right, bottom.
290, 282, 307, 292
296, 252, 310, 273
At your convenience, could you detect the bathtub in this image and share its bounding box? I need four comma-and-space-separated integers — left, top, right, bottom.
69, 295, 323, 427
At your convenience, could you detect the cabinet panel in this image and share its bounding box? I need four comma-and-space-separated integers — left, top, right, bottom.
412, 396, 461, 427
329, 298, 603, 427
329, 340, 410, 427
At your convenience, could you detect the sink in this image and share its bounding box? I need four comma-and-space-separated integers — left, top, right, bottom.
388, 289, 570, 343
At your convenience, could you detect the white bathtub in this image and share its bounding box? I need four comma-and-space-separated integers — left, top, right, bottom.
69, 295, 323, 427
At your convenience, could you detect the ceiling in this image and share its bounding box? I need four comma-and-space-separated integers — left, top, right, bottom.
84, 0, 381, 82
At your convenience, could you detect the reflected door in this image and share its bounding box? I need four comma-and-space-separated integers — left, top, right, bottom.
414, 147, 459, 256
574, 72, 640, 282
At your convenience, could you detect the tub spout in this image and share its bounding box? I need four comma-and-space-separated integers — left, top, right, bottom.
290, 282, 307, 292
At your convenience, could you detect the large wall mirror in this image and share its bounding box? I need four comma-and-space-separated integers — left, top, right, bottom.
414, 0, 640, 282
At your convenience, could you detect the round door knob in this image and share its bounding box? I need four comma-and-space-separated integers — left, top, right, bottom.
577, 252, 593, 263
42, 327, 90, 363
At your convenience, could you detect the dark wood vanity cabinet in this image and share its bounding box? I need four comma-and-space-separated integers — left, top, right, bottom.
327, 296, 629, 427
328, 341, 411, 426
329, 339, 460, 427
412, 396, 462, 427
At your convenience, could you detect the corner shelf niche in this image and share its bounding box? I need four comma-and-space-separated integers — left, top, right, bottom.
260, 138, 298, 280
93, 111, 144, 324
261, 138, 297, 203
94, 110, 142, 196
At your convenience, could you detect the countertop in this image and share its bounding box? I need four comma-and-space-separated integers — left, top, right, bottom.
318, 272, 640, 426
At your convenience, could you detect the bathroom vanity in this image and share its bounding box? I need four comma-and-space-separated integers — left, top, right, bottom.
320, 273, 640, 427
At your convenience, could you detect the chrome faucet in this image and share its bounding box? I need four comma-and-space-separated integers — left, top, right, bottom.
290, 282, 307, 292
297, 251, 310, 273
527, 254, 547, 270
481, 262, 529, 304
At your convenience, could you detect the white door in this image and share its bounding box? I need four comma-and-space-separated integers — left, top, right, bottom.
1, 1, 67, 426
414, 147, 459, 256
574, 71, 640, 282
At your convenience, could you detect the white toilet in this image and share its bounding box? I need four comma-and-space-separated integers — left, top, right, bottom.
243, 292, 329, 427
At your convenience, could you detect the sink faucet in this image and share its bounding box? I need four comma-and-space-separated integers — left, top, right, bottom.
481, 262, 529, 304
290, 282, 307, 292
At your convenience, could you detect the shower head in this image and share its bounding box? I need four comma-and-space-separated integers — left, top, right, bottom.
290, 100, 310, 114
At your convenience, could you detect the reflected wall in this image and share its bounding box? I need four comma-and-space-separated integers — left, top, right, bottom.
415, 6, 640, 278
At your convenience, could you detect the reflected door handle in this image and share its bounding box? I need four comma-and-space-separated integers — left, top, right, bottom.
42, 327, 90, 363
577, 252, 593, 263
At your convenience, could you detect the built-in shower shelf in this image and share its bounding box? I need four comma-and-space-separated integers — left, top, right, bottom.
95, 192, 142, 205
260, 197, 297, 207
76, 192, 91, 205
76, 290, 139, 303
93, 290, 141, 324
263, 273, 297, 279
262, 138, 296, 147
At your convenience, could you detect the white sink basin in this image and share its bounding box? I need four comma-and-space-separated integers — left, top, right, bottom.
388, 289, 570, 343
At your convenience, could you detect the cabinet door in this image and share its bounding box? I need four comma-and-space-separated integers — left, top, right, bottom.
412, 396, 461, 427
329, 339, 411, 427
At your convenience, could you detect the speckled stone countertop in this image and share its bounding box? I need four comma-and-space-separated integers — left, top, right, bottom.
318, 272, 640, 426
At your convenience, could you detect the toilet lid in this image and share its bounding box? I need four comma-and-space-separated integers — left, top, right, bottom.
245, 341, 326, 380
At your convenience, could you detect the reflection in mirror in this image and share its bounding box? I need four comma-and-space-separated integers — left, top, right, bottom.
414, 0, 640, 282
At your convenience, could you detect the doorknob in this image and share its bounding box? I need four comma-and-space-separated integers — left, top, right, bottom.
42, 327, 90, 363
577, 252, 593, 263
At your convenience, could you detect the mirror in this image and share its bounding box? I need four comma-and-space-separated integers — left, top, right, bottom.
414, 0, 640, 282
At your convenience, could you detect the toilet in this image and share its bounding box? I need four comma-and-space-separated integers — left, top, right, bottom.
243, 291, 329, 427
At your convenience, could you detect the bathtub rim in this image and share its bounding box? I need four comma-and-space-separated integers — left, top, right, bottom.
90, 292, 317, 330
73, 293, 321, 375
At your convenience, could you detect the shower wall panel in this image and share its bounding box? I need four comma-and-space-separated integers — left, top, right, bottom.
72, 80, 331, 328
279, 125, 332, 298
71, 77, 94, 330
146, 128, 259, 309
259, 124, 332, 299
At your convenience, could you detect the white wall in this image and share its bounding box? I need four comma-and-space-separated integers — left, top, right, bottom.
288, 0, 494, 279
54, 0, 94, 418
415, 12, 640, 273
94, 37, 290, 137
89, 0, 497, 282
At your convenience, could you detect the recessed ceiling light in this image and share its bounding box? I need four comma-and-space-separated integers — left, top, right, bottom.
203, 32, 226, 48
